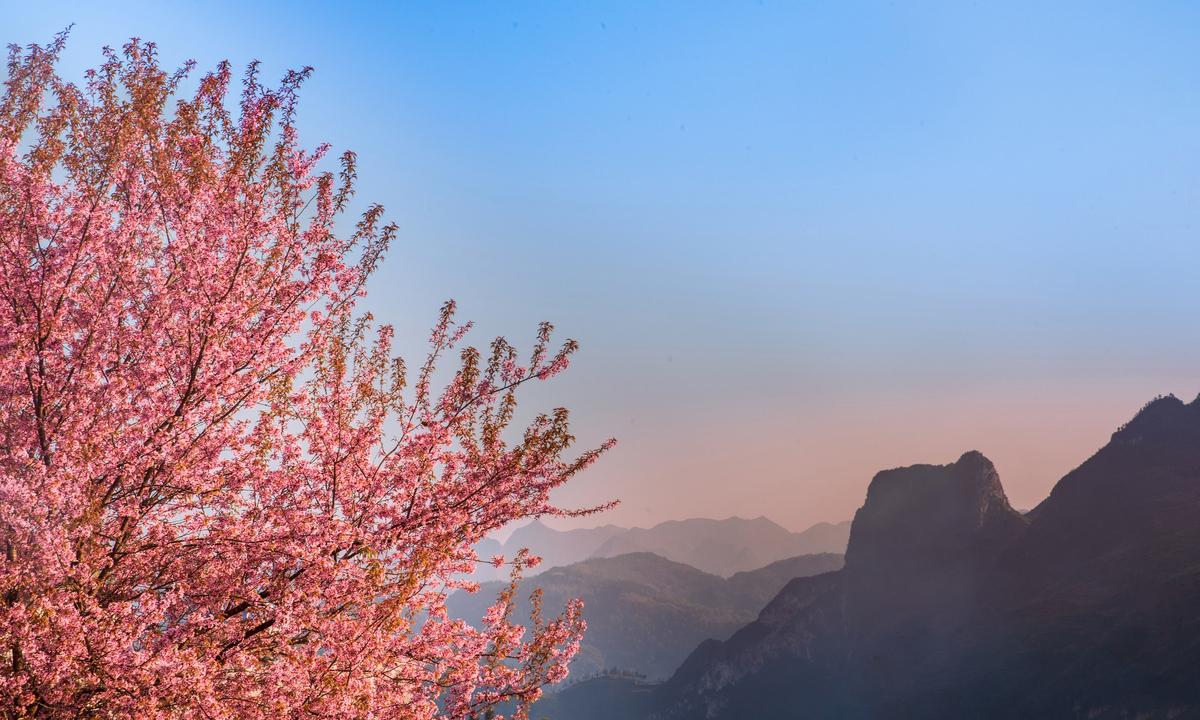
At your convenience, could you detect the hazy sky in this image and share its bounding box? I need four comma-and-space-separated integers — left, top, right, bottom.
6, 1, 1200, 531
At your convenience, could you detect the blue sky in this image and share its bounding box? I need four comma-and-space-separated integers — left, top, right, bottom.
6, 1, 1200, 529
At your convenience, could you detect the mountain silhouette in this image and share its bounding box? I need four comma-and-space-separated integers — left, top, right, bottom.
535, 393, 1200, 720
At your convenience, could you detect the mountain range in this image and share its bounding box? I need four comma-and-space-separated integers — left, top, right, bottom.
470, 516, 851, 581
535, 393, 1200, 719
447, 551, 844, 680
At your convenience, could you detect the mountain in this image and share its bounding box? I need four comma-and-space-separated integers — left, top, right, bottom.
659, 450, 1029, 719
467, 521, 627, 582
446, 551, 844, 681
968, 394, 1200, 718
590, 517, 852, 577
840, 450, 1028, 638
469, 516, 851, 582
537, 393, 1200, 719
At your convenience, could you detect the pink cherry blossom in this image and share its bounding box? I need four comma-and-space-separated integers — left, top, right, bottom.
0, 34, 615, 720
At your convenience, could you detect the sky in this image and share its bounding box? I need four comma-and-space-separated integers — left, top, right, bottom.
6, 1, 1200, 532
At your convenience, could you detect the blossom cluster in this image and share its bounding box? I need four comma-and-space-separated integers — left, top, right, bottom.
0, 35, 612, 719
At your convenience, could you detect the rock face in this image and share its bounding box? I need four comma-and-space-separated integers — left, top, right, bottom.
844, 450, 1024, 577
842, 451, 1027, 633
538, 394, 1200, 720
660, 451, 1028, 718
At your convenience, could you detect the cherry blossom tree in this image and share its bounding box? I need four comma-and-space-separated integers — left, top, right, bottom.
0, 34, 612, 719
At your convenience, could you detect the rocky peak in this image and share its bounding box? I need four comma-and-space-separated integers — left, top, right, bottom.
1007, 392, 1200, 591
1108, 393, 1200, 447
844, 451, 1026, 579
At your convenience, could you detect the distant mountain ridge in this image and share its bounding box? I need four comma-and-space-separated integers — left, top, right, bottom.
591, 517, 852, 577
446, 551, 844, 681
471, 516, 851, 581
536, 393, 1200, 720
471, 523, 627, 582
